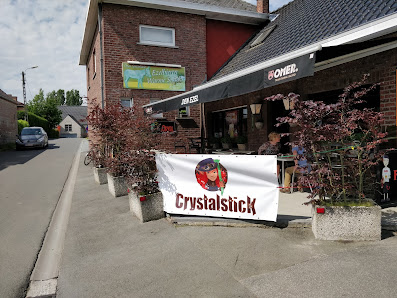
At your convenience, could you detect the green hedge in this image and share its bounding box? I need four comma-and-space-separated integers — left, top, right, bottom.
17, 111, 50, 134
17, 120, 29, 134
48, 129, 59, 139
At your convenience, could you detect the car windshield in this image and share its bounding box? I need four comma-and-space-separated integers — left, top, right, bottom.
21, 128, 42, 135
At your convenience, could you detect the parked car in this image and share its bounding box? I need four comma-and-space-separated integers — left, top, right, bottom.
16, 127, 48, 150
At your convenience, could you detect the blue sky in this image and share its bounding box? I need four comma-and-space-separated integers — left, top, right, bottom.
0, 0, 291, 105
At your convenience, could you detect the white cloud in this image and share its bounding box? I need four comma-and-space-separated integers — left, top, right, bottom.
0, 0, 88, 103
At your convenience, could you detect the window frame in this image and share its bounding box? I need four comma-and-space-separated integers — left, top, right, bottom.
139, 25, 176, 48
65, 124, 72, 132
121, 98, 133, 108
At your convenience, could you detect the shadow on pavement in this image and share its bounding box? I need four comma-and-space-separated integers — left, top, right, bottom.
0, 142, 59, 171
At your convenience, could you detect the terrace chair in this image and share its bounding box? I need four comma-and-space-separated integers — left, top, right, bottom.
174, 141, 186, 153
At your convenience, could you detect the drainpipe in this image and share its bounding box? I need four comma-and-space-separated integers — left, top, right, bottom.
98, 2, 104, 108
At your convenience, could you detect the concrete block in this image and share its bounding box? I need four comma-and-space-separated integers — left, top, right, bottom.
312, 205, 381, 241
107, 173, 128, 197
93, 167, 107, 185
129, 190, 165, 222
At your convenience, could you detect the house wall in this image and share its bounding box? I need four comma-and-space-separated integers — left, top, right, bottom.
0, 98, 17, 145
206, 19, 259, 79
59, 115, 85, 138
205, 47, 397, 152
86, 3, 208, 152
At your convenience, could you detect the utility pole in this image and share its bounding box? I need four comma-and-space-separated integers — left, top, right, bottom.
22, 66, 38, 123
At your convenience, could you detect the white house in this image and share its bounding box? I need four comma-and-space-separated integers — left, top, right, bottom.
58, 106, 87, 138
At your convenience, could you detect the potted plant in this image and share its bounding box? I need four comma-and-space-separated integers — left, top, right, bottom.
123, 115, 166, 222
236, 135, 247, 151
91, 146, 108, 185
266, 75, 387, 240
87, 103, 133, 197
221, 134, 232, 149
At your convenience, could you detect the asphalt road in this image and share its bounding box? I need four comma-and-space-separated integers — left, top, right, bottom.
0, 138, 81, 298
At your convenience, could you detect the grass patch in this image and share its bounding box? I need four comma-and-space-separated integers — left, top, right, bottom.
0, 143, 16, 152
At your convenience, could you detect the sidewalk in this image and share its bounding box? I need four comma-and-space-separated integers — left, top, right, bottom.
56, 146, 397, 297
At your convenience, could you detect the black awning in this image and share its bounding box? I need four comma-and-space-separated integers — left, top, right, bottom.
143, 52, 316, 113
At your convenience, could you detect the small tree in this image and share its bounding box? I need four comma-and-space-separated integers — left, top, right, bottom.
86, 102, 167, 194
266, 75, 388, 205
66, 89, 82, 106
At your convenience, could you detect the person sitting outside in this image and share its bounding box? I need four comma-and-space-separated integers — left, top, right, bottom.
258, 132, 281, 176
280, 145, 309, 193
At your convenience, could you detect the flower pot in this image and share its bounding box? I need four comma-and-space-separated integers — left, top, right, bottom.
107, 173, 128, 197
237, 143, 247, 151
129, 190, 164, 223
312, 205, 381, 241
94, 167, 108, 185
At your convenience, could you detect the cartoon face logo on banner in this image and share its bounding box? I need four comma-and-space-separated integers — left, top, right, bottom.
195, 158, 228, 193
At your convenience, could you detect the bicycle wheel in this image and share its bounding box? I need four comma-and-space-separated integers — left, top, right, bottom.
84, 152, 92, 166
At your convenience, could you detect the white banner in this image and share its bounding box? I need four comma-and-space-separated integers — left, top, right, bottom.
155, 154, 279, 221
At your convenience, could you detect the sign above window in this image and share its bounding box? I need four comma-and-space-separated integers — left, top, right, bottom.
139, 25, 175, 47
122, 62, 185, 91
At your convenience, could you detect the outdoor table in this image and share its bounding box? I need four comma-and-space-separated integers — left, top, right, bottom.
277, 155, 294, 186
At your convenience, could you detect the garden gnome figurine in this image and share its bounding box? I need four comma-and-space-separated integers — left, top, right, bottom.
381, 154, 391, 202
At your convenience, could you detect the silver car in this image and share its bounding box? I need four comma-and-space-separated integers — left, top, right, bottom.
16, 127, 48, 150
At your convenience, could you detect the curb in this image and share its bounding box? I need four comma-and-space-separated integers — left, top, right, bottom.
167, 214, 313, 229
168, 216, 397, 231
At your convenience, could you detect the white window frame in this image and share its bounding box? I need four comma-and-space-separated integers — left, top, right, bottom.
121, 98, 133, 108
250, 25, 276, 48
65, 124, 72, 132
139, 25, 176, 48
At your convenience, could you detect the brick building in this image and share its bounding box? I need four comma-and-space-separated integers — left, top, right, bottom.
145, 0, 397, 152
0, 89, 18, 145
79, 0, 267, 152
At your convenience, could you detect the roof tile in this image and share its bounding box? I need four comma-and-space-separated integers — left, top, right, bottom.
212, 0, 397, 80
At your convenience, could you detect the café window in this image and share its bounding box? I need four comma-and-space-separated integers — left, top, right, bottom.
178, 106, 190, 118
211, 107, 247, 141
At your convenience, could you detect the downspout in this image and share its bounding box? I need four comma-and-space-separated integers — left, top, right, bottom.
98, 2, 104, 108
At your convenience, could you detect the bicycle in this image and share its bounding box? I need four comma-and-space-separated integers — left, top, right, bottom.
84, 149, 93, 166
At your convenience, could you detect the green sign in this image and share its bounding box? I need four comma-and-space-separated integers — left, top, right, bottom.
122, 63, 185, 91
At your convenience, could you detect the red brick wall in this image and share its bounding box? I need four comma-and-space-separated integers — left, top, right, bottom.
0, 98, 17, 144
87, 3, 207, 152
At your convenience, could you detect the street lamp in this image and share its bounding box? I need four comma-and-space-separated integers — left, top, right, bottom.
22, 66, 38, 122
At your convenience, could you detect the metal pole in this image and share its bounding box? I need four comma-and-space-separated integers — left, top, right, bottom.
22, 71, 28, 123
22, 66, 38, 123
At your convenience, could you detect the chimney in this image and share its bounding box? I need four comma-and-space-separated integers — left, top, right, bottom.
257, 0, 269, 13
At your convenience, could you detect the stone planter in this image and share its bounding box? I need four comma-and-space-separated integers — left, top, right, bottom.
93, 167, 108, 185
107, 173, 128, 197
129, 190, 164, 223
312, 205, 382, 241
237, 143, 247, 151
